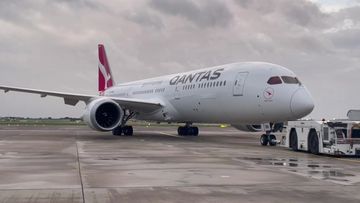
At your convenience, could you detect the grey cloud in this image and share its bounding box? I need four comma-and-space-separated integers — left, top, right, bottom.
149, 0, 233, 27
321, 7, 360, 53
282, 1, 326, 27
235, 0, 276, 14
329, 29, 360, 50
1, 0, 360, 119
126, 11, 164, 29
49, 0, 105, 11
234, 0, 327, 28
0, 1, 38, 25
333, 6, 360, 22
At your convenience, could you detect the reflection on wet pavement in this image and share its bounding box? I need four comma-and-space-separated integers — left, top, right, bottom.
236, 157, 359, 185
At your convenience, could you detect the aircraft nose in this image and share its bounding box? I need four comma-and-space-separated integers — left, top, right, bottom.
290, 88, 314, 118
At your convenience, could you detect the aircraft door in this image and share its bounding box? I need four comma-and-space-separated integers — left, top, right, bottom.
233, 72, 249, 96
174, 86, 179, 100
173, 85, 182, 100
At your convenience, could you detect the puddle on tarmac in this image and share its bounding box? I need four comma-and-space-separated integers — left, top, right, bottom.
307, 164, 320, 168
289, 163, 298, 167
237, 157, 356, 183
322, 170, 355, 177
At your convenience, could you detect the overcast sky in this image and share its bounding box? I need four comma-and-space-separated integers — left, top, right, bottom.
1, 0, 360, 120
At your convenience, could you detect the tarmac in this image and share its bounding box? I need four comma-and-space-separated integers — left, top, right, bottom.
0, 125, 359, 203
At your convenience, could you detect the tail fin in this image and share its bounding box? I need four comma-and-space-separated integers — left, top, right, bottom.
98, 44, 115, 95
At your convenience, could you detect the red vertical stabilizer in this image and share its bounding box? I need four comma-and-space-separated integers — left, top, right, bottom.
98, 44, 115, 95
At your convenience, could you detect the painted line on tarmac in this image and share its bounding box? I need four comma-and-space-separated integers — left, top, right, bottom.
159, 132, 184, 139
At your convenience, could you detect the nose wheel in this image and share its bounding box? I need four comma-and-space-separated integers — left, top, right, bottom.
260, 133, 277, 146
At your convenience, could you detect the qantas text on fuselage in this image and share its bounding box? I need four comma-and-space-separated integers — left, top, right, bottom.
169, 68, 224, 85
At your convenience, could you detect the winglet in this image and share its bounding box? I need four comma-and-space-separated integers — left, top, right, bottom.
98, 44, 115, 95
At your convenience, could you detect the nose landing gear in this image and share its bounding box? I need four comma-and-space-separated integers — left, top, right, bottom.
259, 123, 284, 146
260, 132, 277, 146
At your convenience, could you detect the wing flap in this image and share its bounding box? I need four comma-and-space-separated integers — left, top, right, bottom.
109, 97, 162, 113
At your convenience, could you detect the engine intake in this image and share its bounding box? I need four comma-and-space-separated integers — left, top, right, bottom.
83, 98, 123, 131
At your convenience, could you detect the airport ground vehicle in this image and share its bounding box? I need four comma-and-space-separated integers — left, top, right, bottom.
280, 117, 360, 156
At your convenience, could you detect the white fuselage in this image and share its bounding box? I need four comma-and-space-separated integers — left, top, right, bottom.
104, 62, 314, 124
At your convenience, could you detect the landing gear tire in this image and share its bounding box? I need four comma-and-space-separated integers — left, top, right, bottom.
308, 131, 319, 155
193, 127, 199, 136
269, 134, 277, 146
123, 126, 134, 136
289, 130, 298, 151
112, 126, 123, 136
178, 126, 199, 136
260, 134, 269, 146
178, 127, 185, 136
112, 126, 133, 136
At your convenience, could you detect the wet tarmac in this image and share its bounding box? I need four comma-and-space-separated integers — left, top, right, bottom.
0, 125, 359, 203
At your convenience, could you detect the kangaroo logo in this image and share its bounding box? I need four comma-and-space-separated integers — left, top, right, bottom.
98, 62, 112, 89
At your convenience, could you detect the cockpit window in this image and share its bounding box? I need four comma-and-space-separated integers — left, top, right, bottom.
281, 76, 300, 84
267, 76, 282, 85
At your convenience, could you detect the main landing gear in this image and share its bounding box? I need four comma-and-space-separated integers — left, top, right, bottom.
260, 132, 277, 146
112, 111, 135, 136
112, 125, 133, 136
178, 123, 199, 136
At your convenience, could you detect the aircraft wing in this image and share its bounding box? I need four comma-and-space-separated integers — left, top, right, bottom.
0, 85, 162, 112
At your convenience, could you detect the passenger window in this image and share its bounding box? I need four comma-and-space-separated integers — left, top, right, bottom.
281, 76, 299, 84
220, 81, 223, 86
267, 76, 282, 85
216, 81, 219, 86
224, 81, 226, 86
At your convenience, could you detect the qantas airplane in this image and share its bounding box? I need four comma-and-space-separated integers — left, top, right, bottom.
0, 44, 314, 146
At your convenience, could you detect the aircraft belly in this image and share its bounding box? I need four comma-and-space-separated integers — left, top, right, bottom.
167, 93, 263, 123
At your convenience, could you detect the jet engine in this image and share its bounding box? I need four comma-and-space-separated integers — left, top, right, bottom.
83, 98, 123, 131
232, 124, 264, 132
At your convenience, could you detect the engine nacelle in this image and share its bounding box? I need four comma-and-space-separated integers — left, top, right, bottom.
83, 98, 123, 131
232, 124, 264, 132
